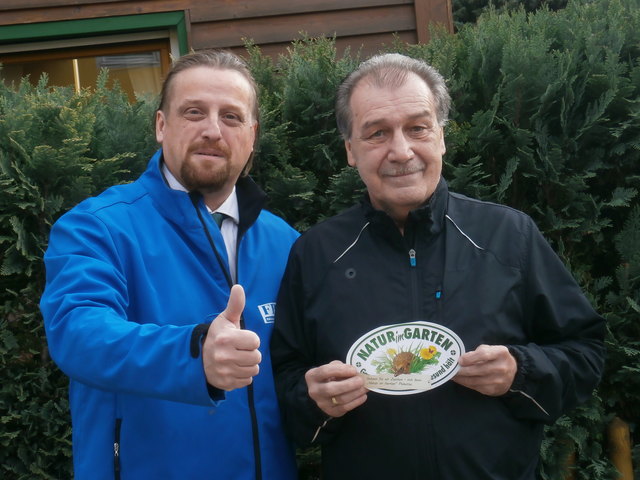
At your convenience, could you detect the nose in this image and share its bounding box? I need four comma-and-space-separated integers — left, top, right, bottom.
201, 115, 222, 140
388, 131, 413, 162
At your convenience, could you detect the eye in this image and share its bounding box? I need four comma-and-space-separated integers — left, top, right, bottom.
184, 108, 205, 120
365, 129, 386, 141
408, 124, 433, 138
222, 111, 244, 125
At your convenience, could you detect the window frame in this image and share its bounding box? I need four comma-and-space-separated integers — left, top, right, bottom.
0, 11, 189, 58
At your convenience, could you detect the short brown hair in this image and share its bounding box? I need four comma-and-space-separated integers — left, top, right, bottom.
158, 50, 260, 175
158, 49, 259, 121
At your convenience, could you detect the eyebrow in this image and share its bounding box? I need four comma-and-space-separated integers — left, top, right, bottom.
176, 98, 249, 117
176, 98, 207, 110
360, 110, 433, 132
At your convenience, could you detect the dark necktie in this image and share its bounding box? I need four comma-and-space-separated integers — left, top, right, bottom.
212, 212, 226, 229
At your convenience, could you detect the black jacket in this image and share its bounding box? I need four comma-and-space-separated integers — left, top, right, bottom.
271, 179, 605, 480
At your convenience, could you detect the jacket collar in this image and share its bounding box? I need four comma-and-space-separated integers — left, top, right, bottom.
362, 177, 449, 240
139, 149, 267, 233
235, 174, 268, 238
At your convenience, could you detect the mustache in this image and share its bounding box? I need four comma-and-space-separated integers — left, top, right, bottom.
380, 164, 424, 176
189, 141, 231, 158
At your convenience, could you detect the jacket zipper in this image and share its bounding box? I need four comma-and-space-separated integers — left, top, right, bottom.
408, 244, 437, 472
114, 418, 121, 480
191, 194, 264, 480
246, 382, 262, 479
435, 286, 443, 324
408, 248, 420, 320
235, 228, 263, 480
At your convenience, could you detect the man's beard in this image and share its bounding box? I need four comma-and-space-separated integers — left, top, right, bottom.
180, 142, 236, 193
181, 157, 230, 193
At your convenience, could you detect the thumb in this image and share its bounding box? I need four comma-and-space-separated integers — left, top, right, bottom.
223, 284, 245, 328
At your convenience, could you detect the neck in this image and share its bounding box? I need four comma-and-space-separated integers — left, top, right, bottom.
200, 186, 234, 211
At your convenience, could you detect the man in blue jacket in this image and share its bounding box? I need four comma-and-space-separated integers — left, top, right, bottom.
271, 53, 605, 479
40, 50, 299, 479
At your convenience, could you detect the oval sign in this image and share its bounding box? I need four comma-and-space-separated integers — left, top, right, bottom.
346, 321, 465, 395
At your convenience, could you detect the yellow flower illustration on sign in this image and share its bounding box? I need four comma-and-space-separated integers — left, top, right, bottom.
420, 346, 437, 360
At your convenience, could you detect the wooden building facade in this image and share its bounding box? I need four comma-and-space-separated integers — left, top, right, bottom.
0, 0, 452, 99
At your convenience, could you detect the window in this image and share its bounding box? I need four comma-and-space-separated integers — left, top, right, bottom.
0, 12, 188, 102
1, 39, 170, 102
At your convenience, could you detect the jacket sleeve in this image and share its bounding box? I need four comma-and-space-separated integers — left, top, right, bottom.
39, 208, 214, 406
502, 219, 606, 423
271, 245, 344, 447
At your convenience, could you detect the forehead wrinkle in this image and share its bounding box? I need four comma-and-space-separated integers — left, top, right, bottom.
176, 96, 245, 110
360, 109, 435, 132
176, 97, 206, 109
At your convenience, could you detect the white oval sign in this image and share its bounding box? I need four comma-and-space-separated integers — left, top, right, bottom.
346, 321, 465, 395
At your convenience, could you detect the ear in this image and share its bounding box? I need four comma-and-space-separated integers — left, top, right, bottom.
345, 139, 356, 167
241, 121, 260, 177
438, 126, 446, 156
251, 121, 259, 151
155, 110, 166, 144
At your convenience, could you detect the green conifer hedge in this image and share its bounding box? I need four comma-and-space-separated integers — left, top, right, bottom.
1, 0, 638, 478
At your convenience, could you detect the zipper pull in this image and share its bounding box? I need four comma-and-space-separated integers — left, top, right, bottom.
114, 417, 121, 477
114, 441, 120, 474
408, 249, 416, 267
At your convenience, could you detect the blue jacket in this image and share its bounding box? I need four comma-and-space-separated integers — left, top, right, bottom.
40, 150, 299, 479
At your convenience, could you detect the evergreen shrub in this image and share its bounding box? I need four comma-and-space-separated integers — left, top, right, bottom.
0, 0, 638, 477
452, 0, 569, 30
0, 72, 156, 479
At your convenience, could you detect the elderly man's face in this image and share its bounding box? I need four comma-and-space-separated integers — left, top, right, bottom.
345, 72, 445, 226
156, 66, 257, 208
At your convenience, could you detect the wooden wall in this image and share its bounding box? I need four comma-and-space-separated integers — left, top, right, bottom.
0, 0, 453, 58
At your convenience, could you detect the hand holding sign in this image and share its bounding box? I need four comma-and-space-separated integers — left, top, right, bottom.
202, 284, 262, 391
305, 360, 368, 417
453, 344, 517, 396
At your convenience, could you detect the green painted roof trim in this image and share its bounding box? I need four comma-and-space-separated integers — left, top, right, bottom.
0, 11, 188, 55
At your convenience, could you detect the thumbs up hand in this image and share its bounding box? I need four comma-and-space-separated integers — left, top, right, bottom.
202, 284, 262, 391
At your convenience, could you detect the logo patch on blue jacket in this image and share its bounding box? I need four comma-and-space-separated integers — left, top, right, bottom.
258, 303, 276, 323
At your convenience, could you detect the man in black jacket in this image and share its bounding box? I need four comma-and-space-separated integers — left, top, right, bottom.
271, 53, 605, 479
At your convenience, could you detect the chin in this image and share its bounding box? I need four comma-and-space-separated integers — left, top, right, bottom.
198, 175, 231, 191
183, 164, 229, 189
392, 187, 431, 203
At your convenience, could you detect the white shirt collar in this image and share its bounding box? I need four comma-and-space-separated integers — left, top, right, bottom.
162, 162, 239, 224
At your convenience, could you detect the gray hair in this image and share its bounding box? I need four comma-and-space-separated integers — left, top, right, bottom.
335, 53, 451, 139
